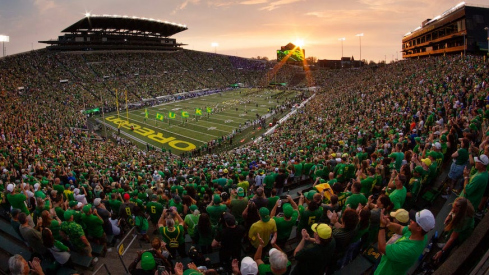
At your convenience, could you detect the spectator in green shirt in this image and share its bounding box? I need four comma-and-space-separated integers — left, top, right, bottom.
271, 195, 298, 247
61, 210, 93, 257
358, 167, 376, 197
460, 155, 489, 209
158, 211, 186, 259
81, 204, 107, 252
146, 194, 164, 234
229, 187, 248, 225
386, 172, 407, 211
108, 193, 122, 216
376, 209, 435, 275
206, 194, 228, 226
344, 182, 367, 211
184, 205, 200, 240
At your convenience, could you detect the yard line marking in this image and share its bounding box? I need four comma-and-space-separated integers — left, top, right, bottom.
130, 112, 222, 138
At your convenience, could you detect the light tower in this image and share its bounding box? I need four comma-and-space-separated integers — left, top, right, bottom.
338, 37, 345, 58
211, 42, 219, 54
356, 33, 364, 65
0, 35, 9, 57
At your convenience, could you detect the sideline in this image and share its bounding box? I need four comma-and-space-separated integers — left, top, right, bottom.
254, 93, 316, 143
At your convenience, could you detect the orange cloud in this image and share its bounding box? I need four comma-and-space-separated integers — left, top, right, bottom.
240, 0, 268, 4
259, 0, 303, 11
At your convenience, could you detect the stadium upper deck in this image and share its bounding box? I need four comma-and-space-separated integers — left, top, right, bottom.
402, 3, 489, 58
40, 14, 188, 51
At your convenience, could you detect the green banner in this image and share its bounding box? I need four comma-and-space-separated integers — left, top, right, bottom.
83, 108, 100, 114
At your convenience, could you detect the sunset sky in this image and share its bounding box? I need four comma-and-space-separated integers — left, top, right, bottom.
1, 0, 487, 62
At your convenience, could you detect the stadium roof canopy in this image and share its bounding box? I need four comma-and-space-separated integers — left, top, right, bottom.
62, 14, 188, 38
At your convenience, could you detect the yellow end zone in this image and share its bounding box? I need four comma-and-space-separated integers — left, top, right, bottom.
105, 116, 197, 151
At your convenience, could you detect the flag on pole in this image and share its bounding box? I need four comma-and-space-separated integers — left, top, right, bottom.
125, 90, 129, 123
145, 108, 149, 119
182, 111, 189, 118
115, 89, 120, 119
156, 113, 164, 121
206, 107, 212, 113
195, 108, 202, 116
168, 112, 176, 119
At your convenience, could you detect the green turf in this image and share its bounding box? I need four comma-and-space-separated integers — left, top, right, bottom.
99, 88, 297, 155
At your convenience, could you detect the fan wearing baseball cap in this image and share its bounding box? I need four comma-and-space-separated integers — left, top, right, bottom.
128, 250, 157, 274
248, 207, 277, 249
291, 223, 335, 275
271, 196, 299, 248
459, 154, 489, 209
206, 194, 227, 226
118, 193, 136, 224
376, 208, 435, 275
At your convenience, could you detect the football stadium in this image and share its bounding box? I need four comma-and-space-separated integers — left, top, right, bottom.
101, 88, 302, 155
1, 2, 489, 275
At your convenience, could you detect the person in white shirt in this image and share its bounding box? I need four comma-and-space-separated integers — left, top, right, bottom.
74, 187, 88, 205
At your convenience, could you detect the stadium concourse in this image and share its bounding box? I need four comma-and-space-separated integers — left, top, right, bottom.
0, 50, 488, 275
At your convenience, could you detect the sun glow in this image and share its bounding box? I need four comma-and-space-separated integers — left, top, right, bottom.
294, 39, 304, 48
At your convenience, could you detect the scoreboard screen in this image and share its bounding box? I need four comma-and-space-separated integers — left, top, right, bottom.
277, 49, 305, 62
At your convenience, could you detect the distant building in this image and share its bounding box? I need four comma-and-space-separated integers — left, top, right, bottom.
318, 56, 362, 69
277, 43, 305, 64
402, 3, 489, 58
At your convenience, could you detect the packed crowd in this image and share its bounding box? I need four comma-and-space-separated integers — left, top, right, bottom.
1, 52, 489, 275
0, 50, 302, 111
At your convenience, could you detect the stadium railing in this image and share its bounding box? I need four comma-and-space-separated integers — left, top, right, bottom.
116, 226, 140, 274
92, 263, 112, 275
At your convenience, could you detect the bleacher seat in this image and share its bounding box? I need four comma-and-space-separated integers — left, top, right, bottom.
106, 234, 115, 246
70, 251, 94, 269
0, 234, 32, 260
333, 255, 373, 275
90, 242, 106, 257
0, 218, 24, 242
57, 266, 79, 275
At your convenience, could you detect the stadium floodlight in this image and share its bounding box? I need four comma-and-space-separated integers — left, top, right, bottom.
211, 42, 219, 54
0, 35, 9, 57
356, 33, 364, 66
338, 38, 345, 58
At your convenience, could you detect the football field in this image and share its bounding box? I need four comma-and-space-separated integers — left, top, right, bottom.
99, 88, 298, 155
